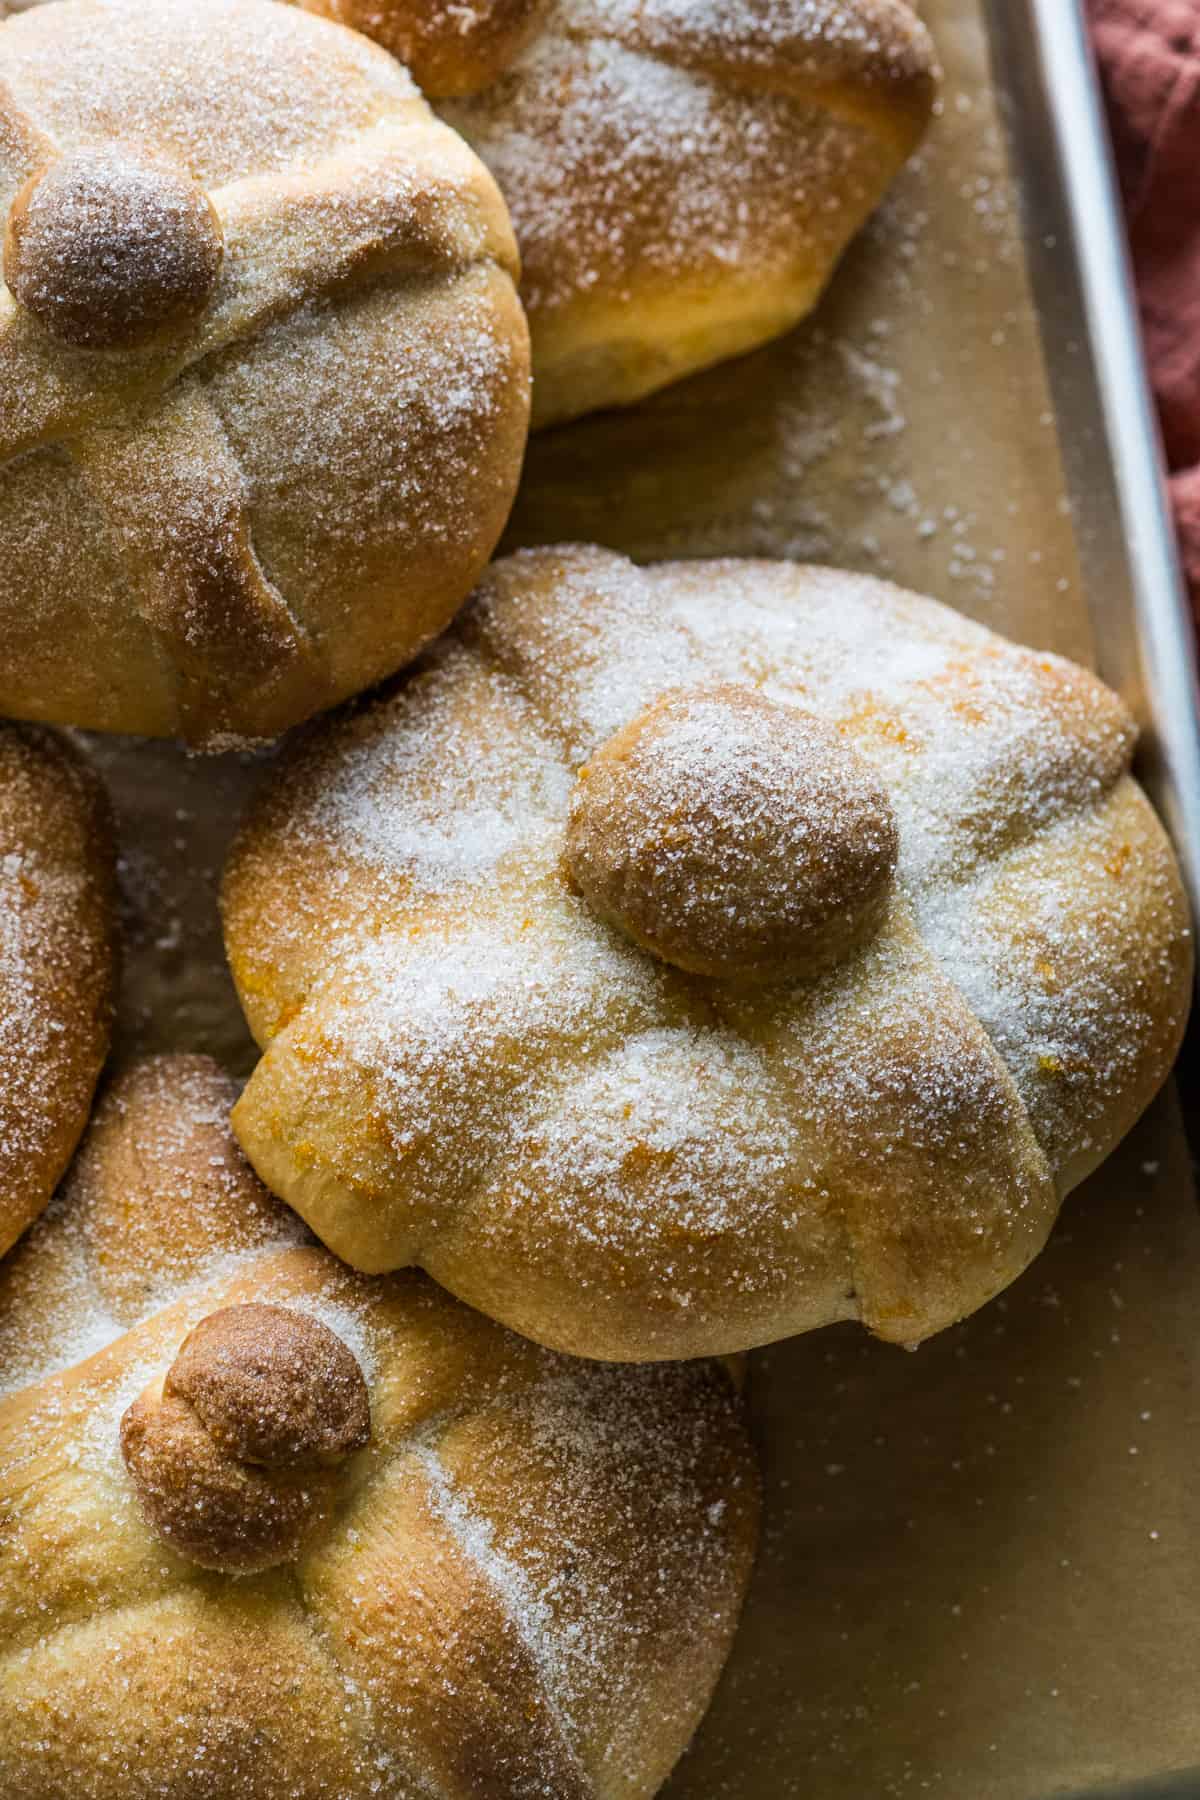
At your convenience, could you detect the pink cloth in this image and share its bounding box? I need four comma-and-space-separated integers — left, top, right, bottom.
1089, 0, 1200, 617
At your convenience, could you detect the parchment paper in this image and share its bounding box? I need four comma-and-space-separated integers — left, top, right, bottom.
79, 3, 1200, 1795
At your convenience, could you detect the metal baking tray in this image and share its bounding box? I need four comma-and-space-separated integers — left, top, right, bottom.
988, 10, 1200, 1796
985, 0, 1200, 927
13, 2, 1195, 1795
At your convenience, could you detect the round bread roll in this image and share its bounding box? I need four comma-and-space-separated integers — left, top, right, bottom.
0, 1053, 759, 1797
0, 0, 531, 747
223, 546, 1195, 1362
0, 722, 115, 1258
296, 0, 938, 426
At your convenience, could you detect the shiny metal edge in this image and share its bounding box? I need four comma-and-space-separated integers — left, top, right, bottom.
983, 0, 1200, 932
982, 22, 1200, 1800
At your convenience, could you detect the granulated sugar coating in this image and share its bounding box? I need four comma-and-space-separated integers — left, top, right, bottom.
222, 546, 1193, 1367
0, 1056, 307, 1396
0, 724, 115, 1260
454, 36, 860, 314
2, 0, 935, 431
0, 1053, 759, 1800
426, 0, 938, 423
0, 0, 531, 744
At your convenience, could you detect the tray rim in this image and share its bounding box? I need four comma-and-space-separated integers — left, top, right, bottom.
983, 0, 1200, 935
975, 6, 1200, 1796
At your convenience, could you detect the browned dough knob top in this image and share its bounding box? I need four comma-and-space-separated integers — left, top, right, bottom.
4, 144, 224, 349
564, 683, 900, 981
120, 1302, 370, 1573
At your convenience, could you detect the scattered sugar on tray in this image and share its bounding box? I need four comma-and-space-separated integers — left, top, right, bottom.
838, 342, 907, 441
421, 0, 497, 36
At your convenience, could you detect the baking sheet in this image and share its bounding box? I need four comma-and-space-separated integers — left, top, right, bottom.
75, 1, 1200, 1795
986, 0, 1200, 933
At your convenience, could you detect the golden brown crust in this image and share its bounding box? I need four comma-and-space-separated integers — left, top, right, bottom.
304, 1456, 595, 1799
304, 0, 543, 97
0, 0, 531, 745
289, 0, 938, 424
431, 0, 937, 424
0, 1054, 760, 1795
0, 1055, 307, 1394
0, 724, 115, 1257
592, 0, 939, 135
564, 683, 899, 979
222, 547, 1193, 1361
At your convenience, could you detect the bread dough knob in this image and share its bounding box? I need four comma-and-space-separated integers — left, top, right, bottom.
565, 685, 900, 982
4, 145, 223, 349
120, 1304, 370, 1573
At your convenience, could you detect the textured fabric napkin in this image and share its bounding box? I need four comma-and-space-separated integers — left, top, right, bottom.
1089, 0, 1200, 618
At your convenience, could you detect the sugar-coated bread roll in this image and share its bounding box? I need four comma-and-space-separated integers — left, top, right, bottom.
0, 0, 531, 746
0, 723, 115, 1257
0, 1054, 759, 1798
298, 0, 938, 425
223, 546, 1194, 1362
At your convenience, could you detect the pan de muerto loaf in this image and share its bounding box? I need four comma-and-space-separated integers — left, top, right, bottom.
0, 0, 530, 746
222, 546, 1193, 1362
0, 1054, 758, 1797
296, 0, 939, 426
0, 723, 115, 1258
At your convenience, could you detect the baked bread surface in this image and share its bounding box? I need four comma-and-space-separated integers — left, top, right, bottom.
298, 0, 939, 425
0, 1054, 758, 1798
223, 546, 1194, 1360
0, 0, 531, 745
0, 722, 115, 1257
